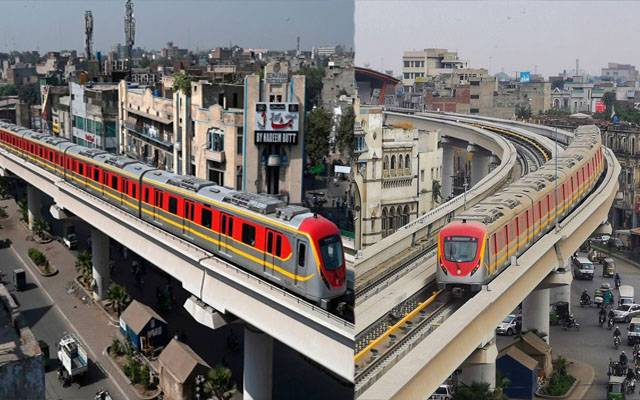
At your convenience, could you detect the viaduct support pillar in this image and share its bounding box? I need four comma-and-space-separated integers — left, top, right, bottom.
91, 228, 110, 301
244, 325, 273, 400
441, 139, 455, 200
460, 339, 498, 390
26, 184, 41, 231
468, 144, 490, 187
522, 288, 550, 342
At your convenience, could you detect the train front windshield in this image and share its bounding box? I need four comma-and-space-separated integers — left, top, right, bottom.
443, 236, 478, 263
319, 235, 344, 270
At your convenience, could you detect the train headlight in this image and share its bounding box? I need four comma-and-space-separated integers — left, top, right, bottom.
440, 264, 448, 275
470, 264, 480, 276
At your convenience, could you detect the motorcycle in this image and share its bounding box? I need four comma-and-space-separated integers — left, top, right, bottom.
626, 378, 636, 394
599, 313, 607, 327
615, 335, 622, 349
562, 315, 580, 331
609, 317, 615, 330
580, 295, 592, 307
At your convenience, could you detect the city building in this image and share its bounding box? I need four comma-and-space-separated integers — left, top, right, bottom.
70, 82, 119, 152
6, 63, 38, 86
119, 300, 169, 353
0, 284, 45, 400
321, 59, 356, 110
244, 61, 305, 203
401, 48, 466, 88
354, 67, 400, 106
352, 106, 442, 249
602, 63, 639, 83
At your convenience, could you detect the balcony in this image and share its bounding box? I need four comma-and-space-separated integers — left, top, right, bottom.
124, 121, 173, 152
204, 148, 225, 163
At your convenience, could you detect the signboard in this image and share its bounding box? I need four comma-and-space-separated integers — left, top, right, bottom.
334, 165, 351, 174
519, 71, 531, 83
595, 101, 606, 113
265, 72, 289, 84
255, 103, 299, 144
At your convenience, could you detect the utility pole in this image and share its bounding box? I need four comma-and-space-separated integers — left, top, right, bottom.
124, 0, 135, 79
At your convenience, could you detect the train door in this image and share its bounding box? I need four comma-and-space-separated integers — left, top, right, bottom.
264, 229, 277, 275
153, 190, 164, 221
220, 213, 233, 254
295, 240, 307, 287
183, 200, 195, 236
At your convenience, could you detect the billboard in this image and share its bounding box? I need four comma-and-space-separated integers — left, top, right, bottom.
595, 101, 606, 113
255, 103, 299, 144
519, 71, 531, 83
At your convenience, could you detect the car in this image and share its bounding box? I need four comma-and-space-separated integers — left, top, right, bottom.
592, 234, 611, 243
613, 304, 640, 323
496, 314, 522, 336
428, 384, 454, 400
608, 237, 625, 250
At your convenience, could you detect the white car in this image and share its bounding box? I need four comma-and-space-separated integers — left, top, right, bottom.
496, 314, 521, 336
613, 304, 640, 323
428, 385, 453, 400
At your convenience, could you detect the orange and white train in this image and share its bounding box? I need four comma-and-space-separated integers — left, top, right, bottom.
437, 127, 604, 293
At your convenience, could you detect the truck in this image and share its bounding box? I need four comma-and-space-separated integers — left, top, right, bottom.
57, 334, 88, 384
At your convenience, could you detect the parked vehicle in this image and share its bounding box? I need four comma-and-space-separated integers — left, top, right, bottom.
603, 258, 617, 278
628, 318, 640, 346
614, 304, 640, 323
572, 256, 594, 280
496, 314, 521, 336
57, 334, 88, 385
619, 285, 635, 307
428, 384, 454, 400
609, 238, 625, 251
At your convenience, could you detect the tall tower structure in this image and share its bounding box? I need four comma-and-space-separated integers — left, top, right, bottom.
296, 36, 300, 56
84, 11, 93, 60
124, 0, 135, 77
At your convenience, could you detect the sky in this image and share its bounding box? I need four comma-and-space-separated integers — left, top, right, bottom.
0, 0, 354, 53
355, 1, 640, 78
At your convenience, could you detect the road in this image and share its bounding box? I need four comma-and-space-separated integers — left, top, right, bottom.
0, 247, 122, 400
554, 255, 640, 400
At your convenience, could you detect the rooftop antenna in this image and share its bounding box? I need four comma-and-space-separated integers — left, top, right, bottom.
124, 0, 135, 79
84, 11, 94, 60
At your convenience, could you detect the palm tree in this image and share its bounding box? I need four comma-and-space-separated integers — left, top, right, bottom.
203, 366, 236, 400
17, 200, 28, 223
107, 284, 130, 316
32, 218, 49, 238
453, 382, 495, 400
75, 251, 93, 283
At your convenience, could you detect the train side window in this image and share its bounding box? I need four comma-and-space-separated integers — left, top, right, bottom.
122, 179, 129, 194
221, 215, 227, 234
228, 218, 234, 236
297, 242, 306, 268
184, 201, 195, 220
78, 163, 84, 176
242, 224, 256, 246
143, 188, 150, 203
110, 175, 118, 190
131, 183, 137, 199
155, 191, 163, 208
93, 168, 100, 182
168, 197, 178, 214
201, 208, 212, 229
267, 231, 274, 254
275, 235, 282, 257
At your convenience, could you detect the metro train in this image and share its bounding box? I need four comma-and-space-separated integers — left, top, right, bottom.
0, 122, 346, 304
437, 127, 604, 293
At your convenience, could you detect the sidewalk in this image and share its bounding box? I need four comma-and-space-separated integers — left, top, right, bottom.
0, 199, 139, 400
534, 359, 594, 400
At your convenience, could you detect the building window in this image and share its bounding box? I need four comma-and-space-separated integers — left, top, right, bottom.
470, 94, 479, 99
236, 127, 243, 155
470, 108, 479, 114
207, 128, 224, 152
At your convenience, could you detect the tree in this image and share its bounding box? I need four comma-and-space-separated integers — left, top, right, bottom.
107, 283, 130, 316
17, 200, 28, 223
336, 106, 355, 160
453, 381, 507, 400
75, 250, 93, 283
17, 83, 40, 105
298, 66, 325, 111
32, 217, 49, 238
515, 103, 532, 120
172, 71, 192, 95
0, 84, 17, 97
203, 366, 236, 400
305, 107, 332, 167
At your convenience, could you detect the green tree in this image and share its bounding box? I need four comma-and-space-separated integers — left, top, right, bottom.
107, 283, 130, 316
298, 66, 325, 111
203, 366, 236, 400
32, 217, 49, 238
0, 84, 17, 97
17, 200, 28, 223
336, 106, 355, 160
172, 71, 192, 95
140, 363, 151, 388
75, 250, 93, 283
515, 103, 532, 119
305, 107, 332, 167
17, 83, 40, 105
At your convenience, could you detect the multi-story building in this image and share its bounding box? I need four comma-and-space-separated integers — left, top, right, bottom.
70, 82, 119, 152
353, 106, 442, 249
244, 61, 305, 203
602, 63, 639, 83
401, 48, 466, 88
0, 284, 45, 400
6, 64, 38, 86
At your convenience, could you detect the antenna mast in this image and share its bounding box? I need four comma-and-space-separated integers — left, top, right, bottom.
124, 0, 135, 78
85, 11, 93, 60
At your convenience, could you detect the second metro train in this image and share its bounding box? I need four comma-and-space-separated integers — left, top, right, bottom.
437, 126, 604, 292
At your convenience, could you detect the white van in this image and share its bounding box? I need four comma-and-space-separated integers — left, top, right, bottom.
628, 317, 640, 345
572, 256, 594, 280
619, 285, 635, 306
